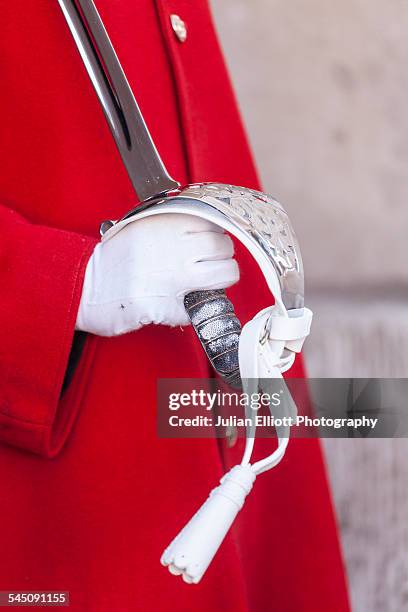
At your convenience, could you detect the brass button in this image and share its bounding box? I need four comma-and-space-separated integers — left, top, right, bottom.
226, 425, 238, 448
170, 14, 187, 43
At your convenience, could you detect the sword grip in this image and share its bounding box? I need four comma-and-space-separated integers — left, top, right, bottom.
184, 290, 242, 389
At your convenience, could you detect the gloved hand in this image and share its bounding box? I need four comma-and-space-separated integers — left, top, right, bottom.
76, 214, 239, 336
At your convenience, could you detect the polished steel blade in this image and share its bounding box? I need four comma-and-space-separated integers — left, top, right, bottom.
58, 0, 180, 201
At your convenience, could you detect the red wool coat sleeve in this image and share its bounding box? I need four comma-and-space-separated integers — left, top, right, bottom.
0, 202, 96, 457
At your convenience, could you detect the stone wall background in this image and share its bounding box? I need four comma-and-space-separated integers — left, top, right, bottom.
211, 0, 408, 291
210, 1, 408, 610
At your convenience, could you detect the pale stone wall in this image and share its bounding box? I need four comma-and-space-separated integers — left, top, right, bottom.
211, 0, 408, 291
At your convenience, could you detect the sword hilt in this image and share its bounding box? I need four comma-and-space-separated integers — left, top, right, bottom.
184, 290, 242, 389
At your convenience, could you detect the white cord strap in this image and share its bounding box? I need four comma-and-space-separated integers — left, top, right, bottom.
161, 305, 313, 583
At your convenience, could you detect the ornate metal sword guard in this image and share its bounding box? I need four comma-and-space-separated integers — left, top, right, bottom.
101, 182, 305, 387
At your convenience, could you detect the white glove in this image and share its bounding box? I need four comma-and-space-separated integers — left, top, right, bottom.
76, 214, 239, 336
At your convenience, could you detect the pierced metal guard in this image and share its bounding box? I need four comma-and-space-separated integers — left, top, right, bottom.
106, 182, 305, 388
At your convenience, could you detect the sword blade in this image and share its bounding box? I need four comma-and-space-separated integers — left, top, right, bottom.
58, 0, 180, 201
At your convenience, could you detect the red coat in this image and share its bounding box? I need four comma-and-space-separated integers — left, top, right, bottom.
0, 1, 350, 610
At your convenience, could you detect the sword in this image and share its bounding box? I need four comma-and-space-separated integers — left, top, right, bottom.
57, 0, 311, 584
57, 0, 243, 385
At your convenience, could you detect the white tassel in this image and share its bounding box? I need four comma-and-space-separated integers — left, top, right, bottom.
160, 464, 256, 584
161, 305, 312, 583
